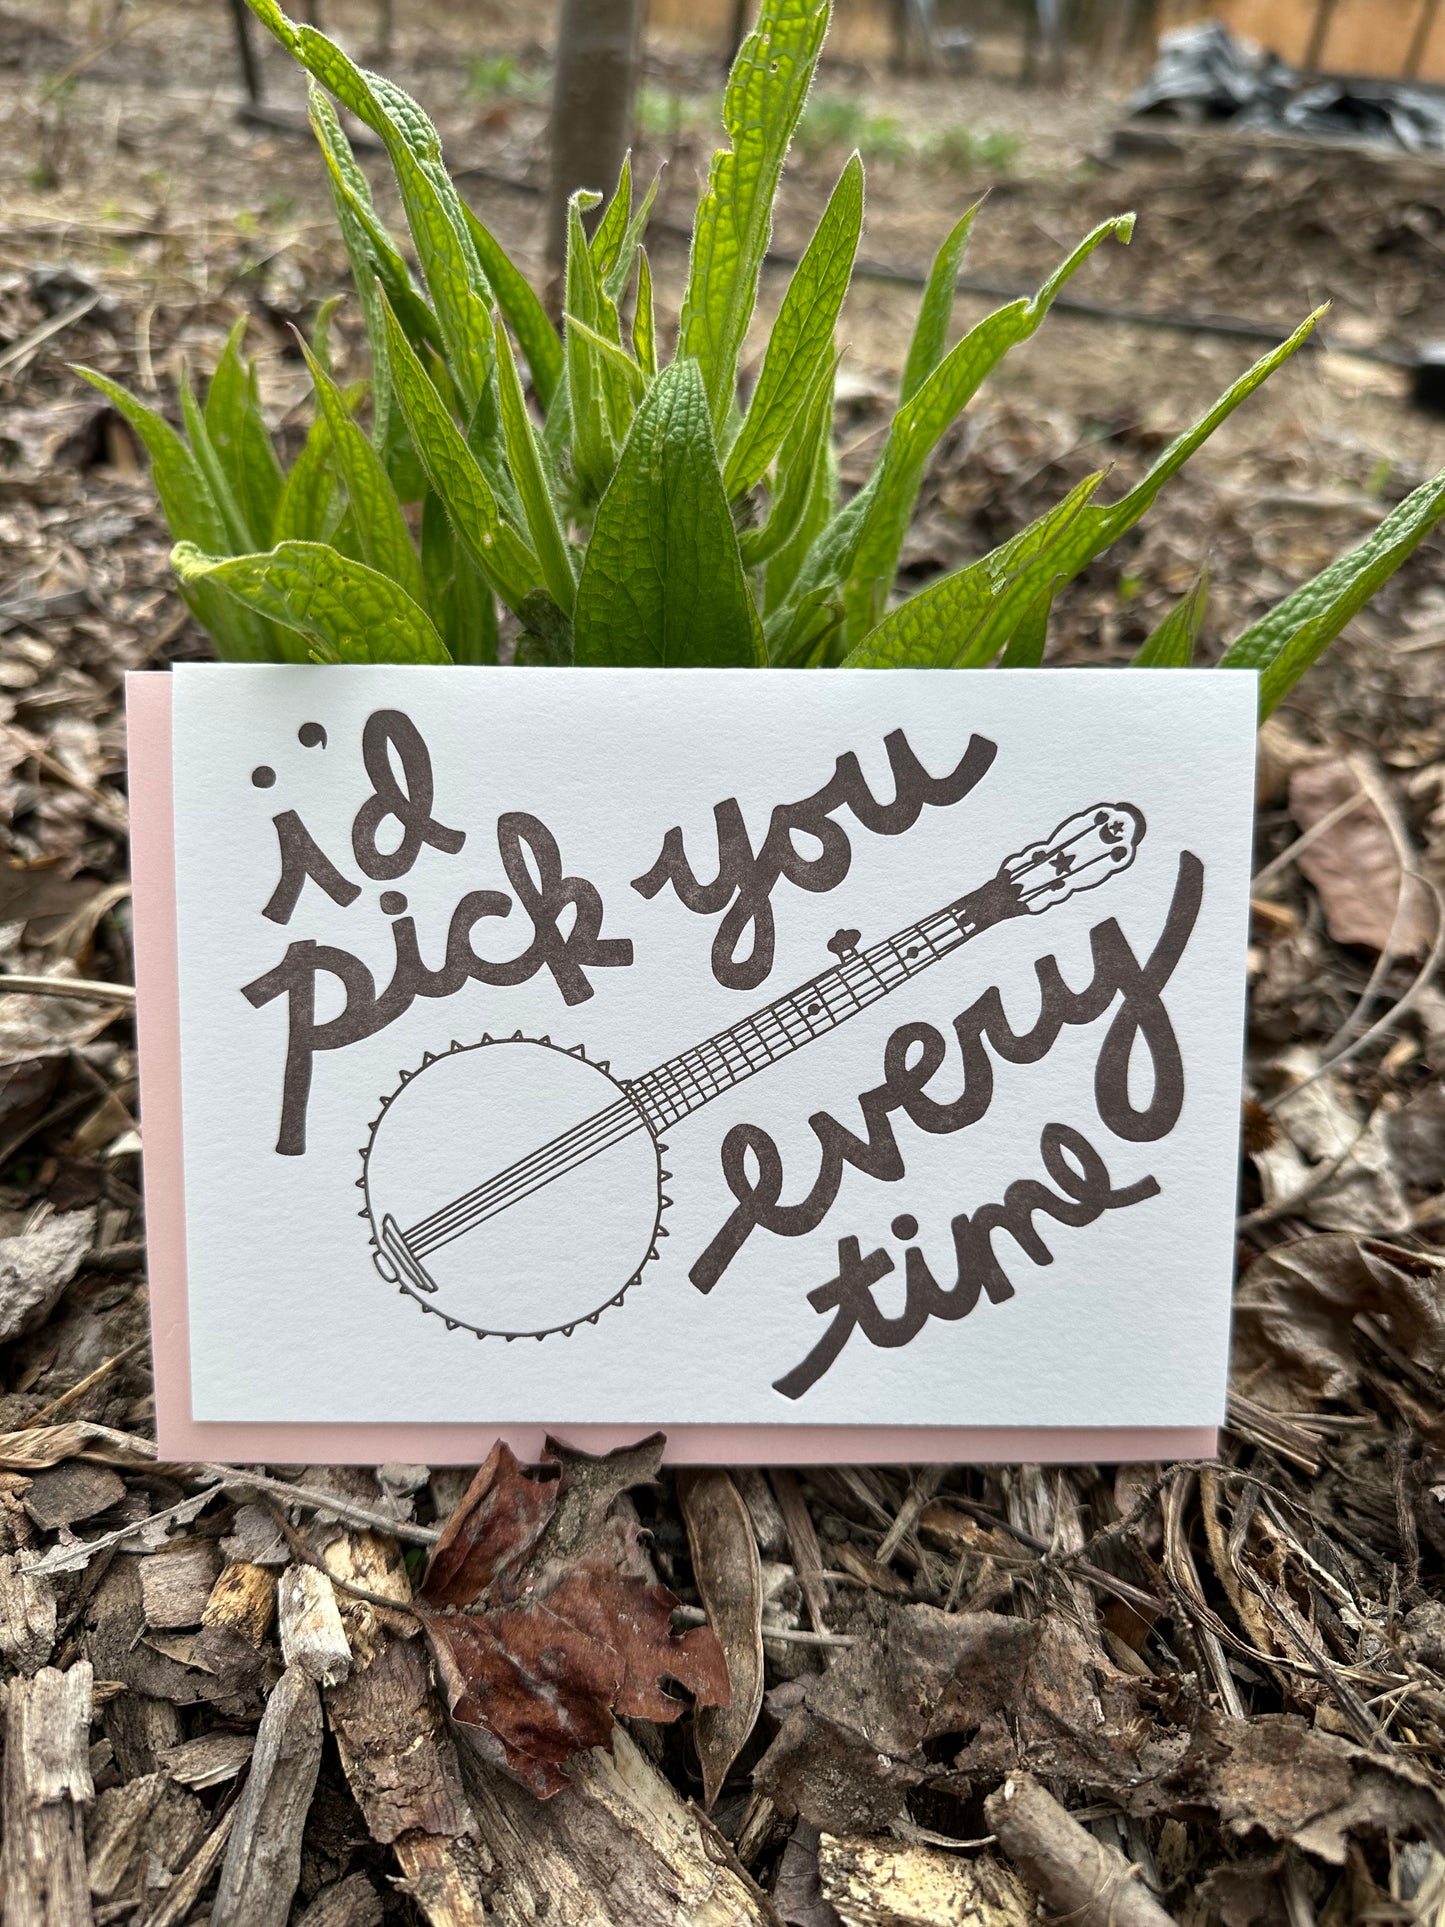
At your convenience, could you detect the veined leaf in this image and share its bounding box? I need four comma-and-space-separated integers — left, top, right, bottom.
380, 293, 542, 614
173, 539, 448, 663
724, 153, 861, 501
563, 313, 647, 403
461, 203, 563, 411
589, 150, 634, 284
273, 413, 338, 545
494, 315, 577, 615
178, 374, 257, 555
678, 0, 830, 428
204, 320, 283, 546
564, 192, 631, 504
1220, 468, 1445, 713
574, 359, 764, 666
845, 472, 1104, 668
900, 200, 982, 407
422, 491, 498, 664
1135, 570, 1208, 667
741, 348, 838, 569
299, 338, 425, 606
633, 248, 657, 378
75, 366, 287, 661
763, 359, 838, 612
847, 309, 1321, 668
837, 213, 1135, 646
998, 584, 1054, 667
601, 164, 662, 309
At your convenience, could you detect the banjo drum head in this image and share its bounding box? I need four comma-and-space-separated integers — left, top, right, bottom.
362, 1037, 662, 1338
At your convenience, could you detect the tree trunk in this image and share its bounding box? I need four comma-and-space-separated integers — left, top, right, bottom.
546, 0, 645, 275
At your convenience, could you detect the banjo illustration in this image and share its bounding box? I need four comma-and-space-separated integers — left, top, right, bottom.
362, 802, 1146, 1340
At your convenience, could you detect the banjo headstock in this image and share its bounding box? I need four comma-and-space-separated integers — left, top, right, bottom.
1001, 803, 1146, 914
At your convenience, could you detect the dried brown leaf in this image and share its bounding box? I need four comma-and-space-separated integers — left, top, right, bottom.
677, 1467, 765, 1806
1289, 759, 1434, 955
418, 1437, 729, 1799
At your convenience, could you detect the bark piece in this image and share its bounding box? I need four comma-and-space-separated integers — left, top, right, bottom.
678, 1467, 765, 1807
279, 1562, 353, 1685
210, 1663, 324, 1927
84, 1770, 205, 1904
0, 1548, 57, 1673
0, 1207, 96, 1344
21, 1461, 125, 1531
460, 1720, 774, 1926
202, 1559, 277, 1643
985, 1775, 1178, 1927
296, 1874, 385, 1927
139, 1540, 222, 1629
818, 1835, 1032, 1927
1, 1659, 96, 1927
326, 1620, 472, 1843
140, 1808, 235, 1927
156, 1730, 255, 1789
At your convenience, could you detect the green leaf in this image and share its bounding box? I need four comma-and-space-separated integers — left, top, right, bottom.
574, 359, 764, 666
173, 539, 449, 664
1220, 468, 1445, 714
601, 164, 662, 309
845, 472, 1104, 668
494, 315, 577, 615
74, 366, 227, 552
900, 200, 981, 407
633, 247, 657, 378
563, 312, 647, 404
763, 359, 838, 611
1135, 570, 1208, 667
724, 152, 861, 500
589, 149, 634, 284
422, 490, 498, 663
564, 191, 634, 504
836, 213, 1135, 646
678, 0, 831, 428
847, 309, 1321, 668
460, 202, 563, 411
379, 291, 542, 614
204, 319, 283, 546
741, 348, 838, 569
273, 413, 338, 544
299, 337, 425, 607
998, 584, 1054, 667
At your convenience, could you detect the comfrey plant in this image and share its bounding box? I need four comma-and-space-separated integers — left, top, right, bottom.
82, 0, 1445, 711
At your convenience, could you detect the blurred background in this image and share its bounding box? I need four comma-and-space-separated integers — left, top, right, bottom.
6, 0, 1445, 738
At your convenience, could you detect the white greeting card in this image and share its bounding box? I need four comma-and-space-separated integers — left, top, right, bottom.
133, 664, 1256, 1459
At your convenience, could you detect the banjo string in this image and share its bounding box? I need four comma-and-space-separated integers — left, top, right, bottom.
403, 839, 1129, 1255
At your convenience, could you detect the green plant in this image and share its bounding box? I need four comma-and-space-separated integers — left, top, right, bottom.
78, 0, 1445, 710
466, 53, 547, 104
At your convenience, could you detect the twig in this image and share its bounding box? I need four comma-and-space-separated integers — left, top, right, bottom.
0, 292, 102, 378
1237, 1108, 1378, 1231
930, 1495, 1165, 1616
0, 719, 129, 833
263, 1498, 421, 1618
0, 973, 135, 1008
22, 1339, 147, 1428
1251, 787, 1367, 894
985, 1774, 1180, 1927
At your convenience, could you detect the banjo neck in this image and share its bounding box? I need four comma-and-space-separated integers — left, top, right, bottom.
623, 800, 1143, 1138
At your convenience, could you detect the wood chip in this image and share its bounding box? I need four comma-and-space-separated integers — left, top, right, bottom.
0, 1548, 57, 1672
86, 1770, 206, 1904
295, 1873, 385, 1927
21, 1459, 126, 1530
818, 1835, 1032, 1927
157, 1730, 255, 1789
139, 1540, 222, 1630
211, 1663, 324, 1927
201, 1559, 277, 1644
0, 1660, 95, 1925
279, 1562, 353, 1687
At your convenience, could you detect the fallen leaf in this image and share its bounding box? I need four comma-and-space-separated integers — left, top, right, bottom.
1289, 759, 1434, 955
755, 1604, 1154, 1836
1233, 1233, 1445, 1408
417, 1437, 730, 1798
677, 1467, 765, 1806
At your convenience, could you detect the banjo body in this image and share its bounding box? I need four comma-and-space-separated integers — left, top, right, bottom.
364, 1038, 663, 1338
